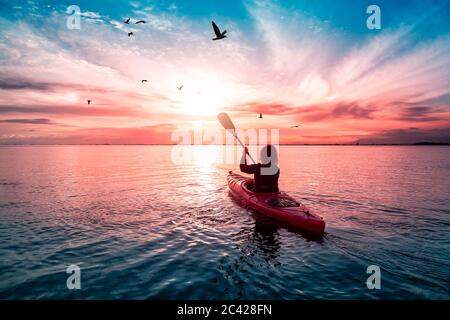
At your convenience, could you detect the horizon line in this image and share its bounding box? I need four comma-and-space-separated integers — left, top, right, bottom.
0, 143, 449, 146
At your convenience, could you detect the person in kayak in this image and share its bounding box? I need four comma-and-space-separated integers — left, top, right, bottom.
240, 144, 280, 193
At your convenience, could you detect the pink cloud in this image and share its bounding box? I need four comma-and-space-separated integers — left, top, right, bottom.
0, 124, 176, 145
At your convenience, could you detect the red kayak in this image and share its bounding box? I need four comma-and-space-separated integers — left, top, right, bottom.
227, 171, 325, 236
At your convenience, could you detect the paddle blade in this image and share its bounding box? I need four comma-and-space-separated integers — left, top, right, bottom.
217, 112, 235, 132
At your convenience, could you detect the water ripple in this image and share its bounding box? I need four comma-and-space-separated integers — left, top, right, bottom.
0, 146, 449, 299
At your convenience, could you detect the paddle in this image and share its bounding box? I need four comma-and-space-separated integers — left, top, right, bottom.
217, 112, 256, 164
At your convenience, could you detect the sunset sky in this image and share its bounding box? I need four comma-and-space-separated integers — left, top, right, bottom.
0, 0, 449, 144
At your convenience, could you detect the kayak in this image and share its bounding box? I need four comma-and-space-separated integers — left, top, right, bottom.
227, 171, 325, 236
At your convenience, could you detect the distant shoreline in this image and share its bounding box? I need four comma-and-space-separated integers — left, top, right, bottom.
0, 143, 449, 146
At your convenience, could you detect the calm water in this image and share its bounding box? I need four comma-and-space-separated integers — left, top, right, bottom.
0, 145, 449, 299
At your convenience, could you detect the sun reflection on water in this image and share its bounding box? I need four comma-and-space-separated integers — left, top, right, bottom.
192, 145, 220, 169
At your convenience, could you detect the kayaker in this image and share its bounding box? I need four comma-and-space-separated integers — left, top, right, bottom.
240, 144, 280, 193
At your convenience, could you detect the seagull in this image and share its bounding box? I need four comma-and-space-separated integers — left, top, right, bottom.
177, 85, 183, 90
291, 124, 302, 128
259, 113, 262, 119
211, 21, 227, 40
141, 80, 148, 83
128, 32, 134, 37
124, 18, 130, 24
135, 20, 146, 24
87, 100, 91, 105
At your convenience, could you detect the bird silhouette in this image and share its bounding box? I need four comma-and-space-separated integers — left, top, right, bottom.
212, 21, 227, 40
290, 124, 302, 128
128, 32, 134, 37
87, 100, 91, 105
124, 18, 130, 24
177, 85, 183, 90
135, 20, 146, 24
259, 113, 263, 119
141, 80, 148, 83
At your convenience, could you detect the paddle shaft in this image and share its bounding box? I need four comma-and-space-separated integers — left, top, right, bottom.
217, 112, 256, 164
233, 131, 256, 164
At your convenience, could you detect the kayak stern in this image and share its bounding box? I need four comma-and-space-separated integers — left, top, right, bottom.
227, 171, 325, 236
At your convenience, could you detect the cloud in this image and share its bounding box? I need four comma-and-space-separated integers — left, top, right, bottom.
0, 0, 449, 144
0, 78, 51, 90
231, 102, 296, 115
0, 105, 148, 117
0, 124, 177, 145
0, 76, 174, 102
232, 101, 376, 120
129, 2, 141, 9
236, 1, 450, 125
396, 105, 443, 122
0, 118, 55, 124
358, 126, 450, 144
80, 11, 101, 19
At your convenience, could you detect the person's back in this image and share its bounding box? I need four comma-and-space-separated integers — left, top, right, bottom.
240, 145, 280, 193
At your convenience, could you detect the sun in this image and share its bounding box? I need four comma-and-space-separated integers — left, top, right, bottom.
183, 92, 222, 116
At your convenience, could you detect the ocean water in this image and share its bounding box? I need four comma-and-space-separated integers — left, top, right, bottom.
0, 145, 449, 299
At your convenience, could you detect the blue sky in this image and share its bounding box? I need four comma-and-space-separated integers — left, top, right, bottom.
4, 0, 450, 35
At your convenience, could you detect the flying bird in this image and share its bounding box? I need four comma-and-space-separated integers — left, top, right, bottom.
259, 113, 263, 119
87, 100, 91, 105
135, 20, 146, 24
291, 125, 302, 128
211, 21, 227, 40
124, 18, 130, 24
128, 32, 134, 37
177, 85, 183, 90
141, 80, 148, 83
